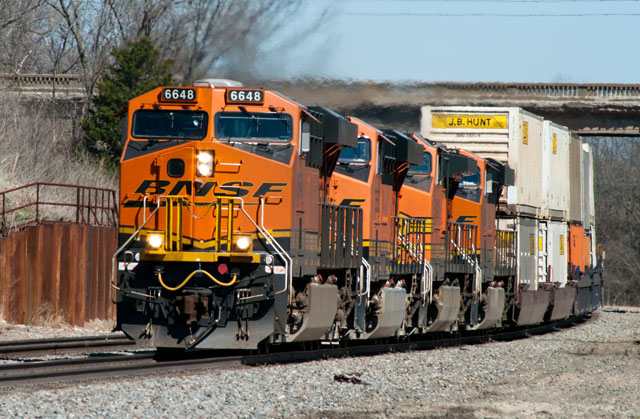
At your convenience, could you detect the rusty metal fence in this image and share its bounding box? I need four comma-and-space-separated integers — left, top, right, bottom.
0, 182, 117, 234
0, 182, 118, 326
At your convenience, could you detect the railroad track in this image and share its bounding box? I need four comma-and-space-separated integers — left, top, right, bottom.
0, 313, 594, 391
0, 334, 135, 358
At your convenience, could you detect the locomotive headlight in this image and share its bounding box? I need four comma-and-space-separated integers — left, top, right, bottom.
147, 233, 164, 250
197, 163, 212, 176
197, 151, 213, 164
233, 235, 252, 252
196, 151, 213, 177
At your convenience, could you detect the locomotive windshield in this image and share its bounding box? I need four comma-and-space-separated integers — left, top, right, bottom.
214, 112, 293, 142
456, 164, 481, 201
407, 152, 432, 175
132, 110, 208, 140
338, 137, 371, 163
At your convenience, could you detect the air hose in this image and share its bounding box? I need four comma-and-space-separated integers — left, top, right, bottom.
157, 270, 238, 291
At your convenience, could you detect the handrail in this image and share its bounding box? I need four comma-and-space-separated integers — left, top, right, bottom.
257, 197, 292, 304
395, 233, 432, 303
0, 182, 117, 234
112, 194, 288, 304
361, 258, 371, 299
423, 259, 433, 304
394, 217, 433, 303
233, 196, 289, 296
111, 196, 165, 303
448, 224, 483, 303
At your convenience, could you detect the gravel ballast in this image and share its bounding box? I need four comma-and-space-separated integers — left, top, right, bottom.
0, 309, 639, 418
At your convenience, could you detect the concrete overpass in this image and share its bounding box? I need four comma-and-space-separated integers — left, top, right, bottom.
3, 74, 640, 136
266, 80, 640, 136
0, 73, 85, 101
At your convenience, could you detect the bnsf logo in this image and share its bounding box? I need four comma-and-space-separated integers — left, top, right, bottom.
134, 180, 287, 197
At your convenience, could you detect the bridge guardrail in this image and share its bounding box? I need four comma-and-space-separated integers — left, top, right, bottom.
0, 74, 83, 88
4, 73, 640, 99
436, 82, 640, 98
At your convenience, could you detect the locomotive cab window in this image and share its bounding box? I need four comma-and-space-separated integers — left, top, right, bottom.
456, 164, 481, 202
338, 136, 371, 164
132, 110, 208, 140
214, 112, 293, 142
459, 167, 480, 187
407, 152, 432, 176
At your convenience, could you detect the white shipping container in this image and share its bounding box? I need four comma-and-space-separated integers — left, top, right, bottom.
422, 106, 544, 217
541, 122, 570, 220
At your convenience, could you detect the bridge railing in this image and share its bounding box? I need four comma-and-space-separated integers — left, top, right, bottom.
428, 82, 640, 98
4, 73, 640, 99
0, 73, 83, 88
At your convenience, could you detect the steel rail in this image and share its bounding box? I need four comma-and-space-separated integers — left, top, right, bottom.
0, 351, 243, 390
240, 313, 596, 366
0, 334, 134, 356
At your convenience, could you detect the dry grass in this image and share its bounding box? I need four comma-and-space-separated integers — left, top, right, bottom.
28, 302, 69, 328
0, 89, 118, 227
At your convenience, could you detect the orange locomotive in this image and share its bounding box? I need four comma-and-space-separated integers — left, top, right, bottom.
395, 138, 516, 331
324, 119, 423, 338
395, 133, 476, 331
445, 149, 518, 328
115, 80, 362, 349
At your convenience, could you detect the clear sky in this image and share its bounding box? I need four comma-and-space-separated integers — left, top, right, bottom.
260, 0, 640, 83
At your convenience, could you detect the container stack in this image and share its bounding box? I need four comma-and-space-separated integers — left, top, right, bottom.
421, 106, 596, 292
540, 121, 570, 287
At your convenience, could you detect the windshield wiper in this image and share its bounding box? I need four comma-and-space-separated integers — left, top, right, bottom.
141, 137, 160, 149
409, 176, 428, 184
338, 161, 369, 173
269, 143, 291, 150
238, 105, 259, 128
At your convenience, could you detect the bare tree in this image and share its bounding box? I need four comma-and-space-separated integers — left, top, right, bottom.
3, 0, 330, 88
0, 0, 333, 173
101, 0, 313, 83
589, 137, 640, 306
0, 1, 50, 73
45, 0, 122, 100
